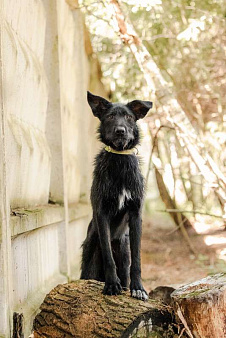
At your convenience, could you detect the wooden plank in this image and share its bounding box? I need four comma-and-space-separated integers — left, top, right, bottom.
10, 203, 91, 237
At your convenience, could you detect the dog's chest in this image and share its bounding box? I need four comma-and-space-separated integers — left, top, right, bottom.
118, 188, 132, 210
93, 151, 144, 209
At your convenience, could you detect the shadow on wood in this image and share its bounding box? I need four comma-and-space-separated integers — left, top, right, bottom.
33, 280, 175, 338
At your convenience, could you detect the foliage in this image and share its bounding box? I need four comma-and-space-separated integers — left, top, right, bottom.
80, 0, 226, 228
81, 1, 225, 114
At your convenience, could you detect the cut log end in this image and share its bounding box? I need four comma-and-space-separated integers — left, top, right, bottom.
171, 273, 226, 338
33, 280, 175, 338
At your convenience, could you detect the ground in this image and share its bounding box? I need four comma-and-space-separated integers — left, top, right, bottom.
141, 212, 226, 293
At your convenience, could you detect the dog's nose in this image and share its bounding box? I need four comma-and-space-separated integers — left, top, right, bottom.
115, 126, 126, 135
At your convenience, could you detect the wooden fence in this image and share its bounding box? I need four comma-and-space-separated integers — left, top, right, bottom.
0, 1, 106, 336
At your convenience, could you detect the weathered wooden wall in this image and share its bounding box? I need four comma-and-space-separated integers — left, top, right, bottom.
0, 0, 107, 336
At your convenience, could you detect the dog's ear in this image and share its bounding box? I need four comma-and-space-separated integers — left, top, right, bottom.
87, 91, 111, 118
126, 100, 153, 120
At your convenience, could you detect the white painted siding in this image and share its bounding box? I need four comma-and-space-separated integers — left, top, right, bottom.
3, 0, 50, 209
68, 217, 90, 280
11, 225, 60, 306
0, 0, 107, 336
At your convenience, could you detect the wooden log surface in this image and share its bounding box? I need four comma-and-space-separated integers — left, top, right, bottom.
33, 274, 226, 337
33, 280, 175, 338
171, 273, 226, 338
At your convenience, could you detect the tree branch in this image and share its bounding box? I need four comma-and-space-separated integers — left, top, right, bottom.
157, 209, 223, 220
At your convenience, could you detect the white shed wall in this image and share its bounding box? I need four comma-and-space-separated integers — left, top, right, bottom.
0, 0, 107, 336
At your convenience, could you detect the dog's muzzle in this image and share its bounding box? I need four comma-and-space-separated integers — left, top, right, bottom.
114, 126, 126, 136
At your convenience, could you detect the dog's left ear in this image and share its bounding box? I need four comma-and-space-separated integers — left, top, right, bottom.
126, 100, 153, 120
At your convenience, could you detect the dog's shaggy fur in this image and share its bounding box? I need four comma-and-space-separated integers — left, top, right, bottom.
80, 92, 152, 300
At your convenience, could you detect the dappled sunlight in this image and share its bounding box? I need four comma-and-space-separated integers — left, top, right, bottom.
218, 248, 226, 262
177, 17, 206, 41
193, 220, 225, 234
163, 164, 174, 196
127, 0, 162, 7
193, 220, 226, 271
204, 235, 226, 246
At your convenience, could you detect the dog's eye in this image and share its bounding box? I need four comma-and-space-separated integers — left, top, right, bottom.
107, 115, 114, 120
125, 115, 133, 120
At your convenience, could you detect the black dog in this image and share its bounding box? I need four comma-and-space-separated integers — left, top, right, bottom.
80, 92, 152, 300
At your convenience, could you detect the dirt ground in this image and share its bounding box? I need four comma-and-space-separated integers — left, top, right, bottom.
141, 213, 226, 294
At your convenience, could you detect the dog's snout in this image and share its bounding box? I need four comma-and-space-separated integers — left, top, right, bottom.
115, 126, 126, 135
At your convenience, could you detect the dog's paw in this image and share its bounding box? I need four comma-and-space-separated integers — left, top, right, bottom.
130, 281, 148, 301
131, 289, 148, 301
103, 278, 122, 296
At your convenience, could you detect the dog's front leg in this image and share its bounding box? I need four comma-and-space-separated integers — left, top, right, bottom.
129, 210, 148, 300
94, 213, 122, 295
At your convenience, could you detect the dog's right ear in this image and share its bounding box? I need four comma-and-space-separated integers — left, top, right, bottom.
87, 91, 111, 118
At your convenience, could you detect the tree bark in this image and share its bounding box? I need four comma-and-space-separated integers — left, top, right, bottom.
171, 273, 226, 338
33, 275, 226, 337
33, 280, 174, 338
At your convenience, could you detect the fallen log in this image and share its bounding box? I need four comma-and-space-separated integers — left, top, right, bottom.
33, 274, 226, 337
171, 273, 226, 338
33, 280, 175, 338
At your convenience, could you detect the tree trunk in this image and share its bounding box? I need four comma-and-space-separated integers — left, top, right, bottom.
33, 280, 174, 338
147, 125, 194, 233
154, 167, 193, 230
171, 273, 226, 338
154, 166, 196, 255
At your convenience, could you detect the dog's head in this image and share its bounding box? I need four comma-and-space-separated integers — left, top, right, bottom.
87, 92, 152, 151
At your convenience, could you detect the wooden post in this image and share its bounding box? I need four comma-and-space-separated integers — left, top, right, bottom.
0, 10, 13, 335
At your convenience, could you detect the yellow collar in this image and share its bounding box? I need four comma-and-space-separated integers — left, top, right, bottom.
104, 146, 138, 155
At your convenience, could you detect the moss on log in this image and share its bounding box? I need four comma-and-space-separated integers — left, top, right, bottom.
33, 280, 175, 338
171, 273, 226, 338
